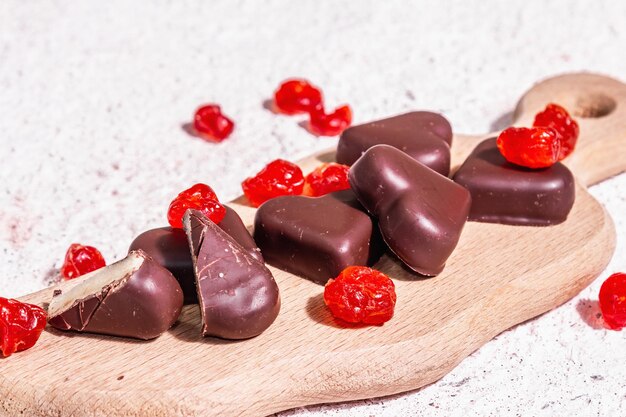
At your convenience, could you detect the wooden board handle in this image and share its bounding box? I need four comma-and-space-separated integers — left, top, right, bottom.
452, 73, 626, 187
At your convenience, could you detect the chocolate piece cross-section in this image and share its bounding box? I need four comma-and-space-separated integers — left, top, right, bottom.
349, 145, 471, 276
253, 190, 384, 285
452, 138, 576, 226
48, 250, 183, 340
183, 209, 280, 340
337, 111, 452, 176
128, 206, 262, 304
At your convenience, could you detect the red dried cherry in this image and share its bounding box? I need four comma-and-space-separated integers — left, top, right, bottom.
599, 272, 626, 330
241, 159, 305, 207
61, 243, 106, 280
324, 266, 396, 325
168, 183, 226, 228
309, 105, 352, 136
274, 79, 323, 115
303, 163, 350, 197
0, 297, 47, 357
496, 126, 561, 169
533, 103, 579, 160
193, 104, 235, 142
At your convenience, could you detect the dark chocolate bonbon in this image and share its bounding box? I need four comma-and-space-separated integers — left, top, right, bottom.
183, 210, 280, 340
349, 145, 471, 276
128, 227, 195, 303
219, 206, 264, 263
253, 190, 384, 285
452, 138, 575, 226
129, 206, 262, 304
48, 250, 184, 340
337, 111, 452, 176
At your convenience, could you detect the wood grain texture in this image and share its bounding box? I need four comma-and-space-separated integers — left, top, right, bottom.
2, 73, 625, 417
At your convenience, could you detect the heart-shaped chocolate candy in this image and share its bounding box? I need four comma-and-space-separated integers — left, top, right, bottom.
452, 138, 575, 226
349, 145, 471, 276
337, 111, 452, 176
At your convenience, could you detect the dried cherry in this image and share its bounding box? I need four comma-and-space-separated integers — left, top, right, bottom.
61, 243, 106, 280
241, 159, 304, 207
274, 79, 323, 115
168, 183, 226, 228
324, 266, 396, 325
533, 103, 579, 160
193, 104, 234, 142
0, 297, 47, 357
599, 272, 626, 330
496, 126, 561, 168
309, 105, 352, 136
303, 163, 350, 197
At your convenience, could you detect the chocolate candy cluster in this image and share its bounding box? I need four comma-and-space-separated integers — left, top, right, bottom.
45, 107, 577, 342
49, 204, 280, 341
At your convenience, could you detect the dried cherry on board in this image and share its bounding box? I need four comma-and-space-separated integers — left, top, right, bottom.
303, 163, 350, 197
324, 266, 396, 325
0, 297, 47, 357
168, 183, 226, 228
241, 159, 305, 207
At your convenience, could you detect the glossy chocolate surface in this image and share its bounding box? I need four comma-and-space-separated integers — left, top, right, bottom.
48, 251, 184, 340
253, 190, 384, 285
128, 227, 195, 303
128, 206, 262, 304
219, 206, 264, 263
349, 145, 471, 276
184, 210, 280, 340
452, 138, 576, 226
337, 111, 452, 176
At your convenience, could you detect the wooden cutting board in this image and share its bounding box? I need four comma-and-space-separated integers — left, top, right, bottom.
3, 73, 625, 417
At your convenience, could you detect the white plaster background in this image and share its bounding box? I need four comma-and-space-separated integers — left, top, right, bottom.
0, 1, 625, 416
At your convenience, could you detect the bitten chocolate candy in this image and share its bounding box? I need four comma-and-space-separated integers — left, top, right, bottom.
48, 250, 183, 340
128, 206, 262, 304
253, 190, 384, 284
349, 145, 471, 276
337, 111, 453, 176
183, 210, 280, 340
452, 138, 576, 226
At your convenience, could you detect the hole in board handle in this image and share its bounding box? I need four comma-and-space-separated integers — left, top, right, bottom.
573, 93, 617, 118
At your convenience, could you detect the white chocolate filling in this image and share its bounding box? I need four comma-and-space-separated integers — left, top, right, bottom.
48, 251, 145, 317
